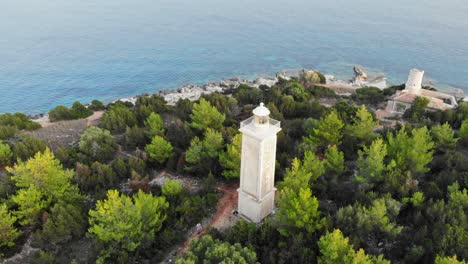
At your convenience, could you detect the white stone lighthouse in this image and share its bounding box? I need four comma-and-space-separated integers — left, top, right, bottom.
405, 68, 424, 95
238, 103, 281, 223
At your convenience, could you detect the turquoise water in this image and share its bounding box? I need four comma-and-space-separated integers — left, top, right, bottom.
1, 0, 467, 114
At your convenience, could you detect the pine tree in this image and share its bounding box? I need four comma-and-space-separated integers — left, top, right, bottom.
219, 133, 242, 179
144, 112, 164, 138
8, 149, 82, 226
387, 127, 434, 174
318, 229, 390, 264
185, 128, 223, 174
431, 122, 458, 153
276, 156, 325, 236
176, 235, 257, 264
305, 111, 344, 150
0, 141, 12, 166
0, 203, 21, 248
190, 98, 225, 131
355, 138, 387, 187
145, 135, 173, 164
324, 145, 345, 176
277, 186, 325, 236
347, 105, 378, 145
88, 190, 168, 260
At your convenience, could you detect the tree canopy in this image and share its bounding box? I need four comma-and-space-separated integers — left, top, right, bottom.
346, 105, 378, 145
176, 235, 257, 264
8, 148, 81, 226
305, 111, 344, 150
219, 133, 242, 179
145, 135, 173, 164
1, 77, 467, 263
145, 112, 165, 138
101, 103, 137, 134
355, 138, 387, 188
337, 196, 403, 248
189, 98, 226, 131
276, 156, 325, 236
88, 190, 168, 260
185, 128, 224, 174
0, 141, 12, 166
79, 126, 117, 162
318, 229, 390, 264
0, 204, 21, 249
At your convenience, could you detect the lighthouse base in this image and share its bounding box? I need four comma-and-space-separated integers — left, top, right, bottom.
237, 188, 276, 223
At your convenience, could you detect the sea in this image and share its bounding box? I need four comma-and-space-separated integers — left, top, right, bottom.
1, 0, 468, 114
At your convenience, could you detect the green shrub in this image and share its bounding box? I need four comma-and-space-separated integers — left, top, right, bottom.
284, 82, 309, 101
0, 113, 40, 131
101, 103, 137, 134
0, 126, 16, 140
309, 85, 337, 98
352, 87, 385, 106
233, 84, 263, 105
135, 95, 167, 122
89, 100, 105, 111
403, 96, 430, 122
0, 141, 13, 166
48, 102, 92, 122
13, 136, 47, 162
123, 126, 146, 150
79, 127, 116, 162
383, 84, 405, 96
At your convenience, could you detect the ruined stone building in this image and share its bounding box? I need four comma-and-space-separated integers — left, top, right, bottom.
386, 69, 458, 115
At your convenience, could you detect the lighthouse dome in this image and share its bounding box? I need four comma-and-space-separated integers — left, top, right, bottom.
253, 102, 270, 117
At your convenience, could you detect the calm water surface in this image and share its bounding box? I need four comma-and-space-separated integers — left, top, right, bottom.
1, 0, 467, 113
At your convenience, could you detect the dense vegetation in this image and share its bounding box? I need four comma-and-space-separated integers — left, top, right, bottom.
0, 77, 467, 263
48, 101, 94, 122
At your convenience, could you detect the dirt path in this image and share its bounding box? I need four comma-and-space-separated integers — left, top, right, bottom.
178, 182, 239, 253
85, 111, 104, 126
33, 110, 104, 128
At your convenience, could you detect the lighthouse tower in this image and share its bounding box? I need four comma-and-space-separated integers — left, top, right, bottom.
405, 68, 424, 95
238, 103, 281, 223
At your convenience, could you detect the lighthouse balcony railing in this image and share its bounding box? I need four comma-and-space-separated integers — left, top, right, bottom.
240, 117, 281, 129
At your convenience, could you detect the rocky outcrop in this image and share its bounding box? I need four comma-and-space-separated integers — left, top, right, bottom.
353, 65, 368, 81
351, 66, 387, 89
324, 67, 387, 90
253, 77, 278, 88
276, 69, 301, 80
161, 76, 279, 105
162, 84, 205, 105
159, 66, 390, 106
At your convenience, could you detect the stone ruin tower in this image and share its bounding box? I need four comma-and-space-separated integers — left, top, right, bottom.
238, 103, 281, 223
405, 68, 424, 95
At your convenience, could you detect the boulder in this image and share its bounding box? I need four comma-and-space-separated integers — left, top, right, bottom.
204, 83, 224, 93
254, 77, 278, 87
353, 65, 368, 80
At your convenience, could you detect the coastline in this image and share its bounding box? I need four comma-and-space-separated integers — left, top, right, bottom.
29, 67, 465, 124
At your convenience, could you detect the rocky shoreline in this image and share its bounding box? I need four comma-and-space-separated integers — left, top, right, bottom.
29, 66, 464, 122
111, 67, 389, 107
29, 70, 286, 121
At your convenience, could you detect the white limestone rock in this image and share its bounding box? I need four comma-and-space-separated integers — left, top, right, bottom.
253, 77, 277, 87
204, 83, 224, 93
353, 65, 368, 81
